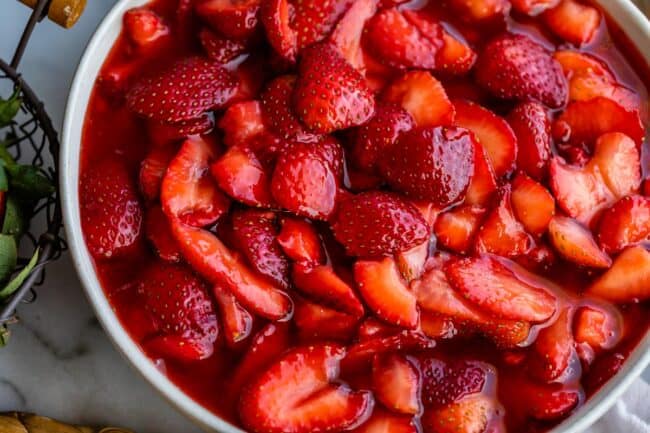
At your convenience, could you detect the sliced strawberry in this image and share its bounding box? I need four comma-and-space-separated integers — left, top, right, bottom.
500, 375, 581, 421
350, 410, 417, 433
139, 144, 177, 202
218, 100, 265, 148
161, 137, 230, 227
383, 71, 455, 128
475, 33, 568, 108
271, 141, 339, 220
276, 217, 324, 264
123, 7, 170, 50
372, 354, 421, 415
454, 99, 517, 177
511, 172, 555, 236
553, 50, 613, 78
507, 102, 551, 180
379, 127, 474, 206
294, 296, 359, 342
261, 0, 297, 61
421, 395, 501, 433
137, 262, 218, 361
97, 60, 143, 100
293, 0, 355, 51
597, 195, 650, 254
435, 28, 477, 76
212, 283, 253, 347
357, 317, 402, 341
80, 158, 143, 259
195, 0, 261, 40
343, 332, 435, 371
478, 317, 532, 348
350, 104, 414, 173
146, 115, 215, 146
434, 205, 487, 255
420, 358, 489, 407
543, 0, 601, 46
211, 145, 274, 207
199, 28, 247, 64
527, 308, 578, 382
332, 191, 429, 258
573, 305, 622, 361
420, 313, 459, 340
127, 57, 237, 123
465, 139, 498, 206
584, 351, 626, 393
144, 205, 181, 262
294, 42, 375, 133
590, 132, 642, 199
329, 0, 379, 69
510, 0, 560, 15
171, 223, 292, 319
354, 257, 419, 329
587, 245, 650, 302
239, 345, 373, 433
548, 216, 611, 268
449, 0, 511, 23
293, 263, 365, 317
475, 187, 535, 258
445, 255, 557, 322
396, 240, 430, 282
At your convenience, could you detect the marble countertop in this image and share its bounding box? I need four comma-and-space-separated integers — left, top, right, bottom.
0, 1, 647, 433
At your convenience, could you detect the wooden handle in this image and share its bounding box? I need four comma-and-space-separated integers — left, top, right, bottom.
0, 413, 134, 433
19, 0, 87, 28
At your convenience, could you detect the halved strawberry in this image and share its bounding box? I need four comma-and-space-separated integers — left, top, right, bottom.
80, 158, 143, 259
383, 71, 455, 128
510, 0, 560, 15
420, 358, 490, 407
449, 0, 510, 23
354, 257, 419, 329
343, 332, 435, 371
195, 0, 261, 40
372, 354, 421, 415
146, 115, 215, 146
294, 296, 360, 342
212, 283, 253, 347
123, 7, 170, 51
378, 127, 475, 206
587, 245, 650, 302
139, 144, 177, 202
161, 137, 231, 227
239, 345, 373, 433
261, 0, 297, 61
543, 0, 601, 46
454, 99, 517, 177
435, 27, 477, 76
434, 205, 487, 255
211, 145, 274, 207
573, 305, 622, 361
445, 255, 557, 322
293, 263, 365, 317
127, 57, 237, 123
218, 100, 265, 148
137, 262, 218, 361
465, 139, 498, 206
527, 308, 578, 383
475, 187, 535, 258
475, 33, 568, 108
144, 205, 181, 262
421, 395, 501, 433
511, 172, 555, 236
590, 132, 642, 199
507, 102, 551, 180
199, 27, 247, 64
292, 0, 355, 51
597, 195, 650, 254
350, 410, 417, 433
276, 217, 324, 264
329, 0, 379, 69
396, 240, 430, 282
332, 191, 429, 258
548, 215, 611, 268
294, 42, 375, 133
171, 223, 292, 320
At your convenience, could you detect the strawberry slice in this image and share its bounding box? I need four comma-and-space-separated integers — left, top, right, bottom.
329, 0, 379, 69
294, 296, 360, 342
420, 313, 459, 340
294, 42, 375, 133
500, 374, 581, 421
212, 283, 253, 347
510, 0, 560, 14
475, 33, 568, 108
507, 102, 551, 180
587, 245, 650, 302
465, 136, 498, 206
597, 195, 650, 254
445, 255, 557, 322
435, 27, 477, 76
199, 27, 247, 64
511, 173, 555, 236
383, 71, 455, 128
420, 358, 490, 407
293, 263, 365, 317
123, 7, 170, 50
350, 410, 417, 433
139, 144, 177, 202
127, 57, 237, 122
261, 0, 297, 61
543, 0, 601, 46
527, 308, 578, 382
421, 395, 501, 433
590, 132, 642, 199
138, 262, 218, 361
161, 137, 231, 227
80, 158, 143, 259
553, 50, 613, 78
379, 127, 475, 206
239, 345, 373, 433
351, 104, 415, 173
454, 99, 517, 177
434, 205, 487, 255
449, 0, 511, 23
372, 354, 422, 415
195, 0, 261, 40
276, 217, 324, 264
396, 240, 430, 282
218, 100, 265, 148
573, 305, 622, 362
293, 0, 355, 51
475, 187, 535, 258
332, 191, 429, 258
357, 317, 403, 341
210, 145, 274, 207
171, 223, 292, 320
146, 115, 215, 146
229, 210, 289, 288
343, 332, 435, 371
354, 257, 419, 329
548, 216, 611, 268
144, 205, 182, 263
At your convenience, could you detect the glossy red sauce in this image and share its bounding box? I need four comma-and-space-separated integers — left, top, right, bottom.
80, 0, 650, 431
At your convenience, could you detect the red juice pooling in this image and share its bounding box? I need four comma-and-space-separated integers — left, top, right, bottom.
79, 0, 650, 432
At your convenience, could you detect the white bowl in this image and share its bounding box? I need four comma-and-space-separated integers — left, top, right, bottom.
61, 2, 650, 432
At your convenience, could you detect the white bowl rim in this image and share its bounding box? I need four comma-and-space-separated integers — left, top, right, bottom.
60, 1, 650, 432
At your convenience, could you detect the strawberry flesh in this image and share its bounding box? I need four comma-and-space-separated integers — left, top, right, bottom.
508, 102, 551, 180
597, 195, 650, 254
372, 354, 422, 414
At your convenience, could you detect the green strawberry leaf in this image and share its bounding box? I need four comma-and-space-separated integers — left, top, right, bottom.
0, 247, 39, 299
5, 164, 55, 200
0, 324, 9, 347
0, 164, 8, 192
2, 196, 24, 238
0, 89, 21, 128
0, 234, 17, 283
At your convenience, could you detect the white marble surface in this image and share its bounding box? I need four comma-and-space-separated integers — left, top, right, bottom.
0, 1, 647, 432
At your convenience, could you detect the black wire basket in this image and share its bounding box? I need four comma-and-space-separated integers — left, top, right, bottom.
0, 0, 67, 339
